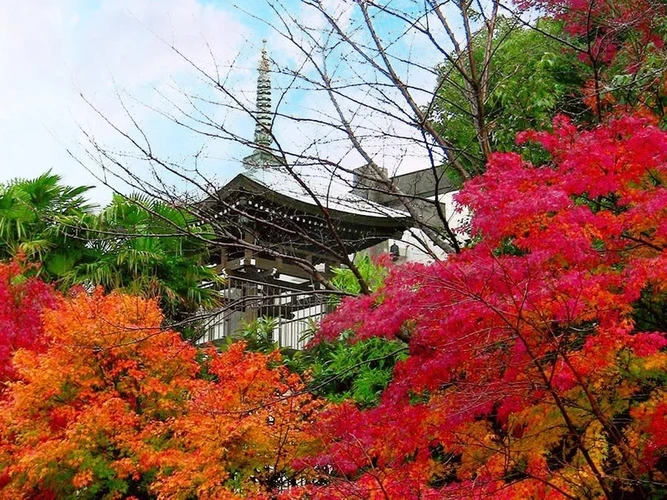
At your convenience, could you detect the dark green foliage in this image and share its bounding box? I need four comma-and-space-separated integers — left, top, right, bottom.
633, 287, 667, 333
72, 193, 223, 322
239, 316, 279, 354
330, 254, 389, 298
431, 18, 589, 180
295, 337, 408, 408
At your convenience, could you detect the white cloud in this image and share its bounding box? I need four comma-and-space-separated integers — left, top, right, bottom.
0, 0, 248, 206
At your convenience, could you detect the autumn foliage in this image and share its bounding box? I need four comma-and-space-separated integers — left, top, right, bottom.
0, 290, 318, 499
518, 0, 667, 118
303, 115, 667, 499
1, 114, 666, 499
0, 260, 57, 384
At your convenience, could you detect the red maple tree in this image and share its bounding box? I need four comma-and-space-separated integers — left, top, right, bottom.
299, 114, 667, 499
0, 259, 57, 384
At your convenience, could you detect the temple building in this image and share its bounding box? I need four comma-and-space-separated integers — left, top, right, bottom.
198, 43, 410, 348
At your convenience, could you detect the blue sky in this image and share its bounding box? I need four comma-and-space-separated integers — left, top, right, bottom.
0, 0, 460, 206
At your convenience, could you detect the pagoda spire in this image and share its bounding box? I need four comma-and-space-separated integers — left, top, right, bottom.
254, 39, 272, 148
244, 41, 282, 170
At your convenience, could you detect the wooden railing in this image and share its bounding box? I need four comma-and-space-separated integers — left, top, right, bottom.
197, 274, 333, 350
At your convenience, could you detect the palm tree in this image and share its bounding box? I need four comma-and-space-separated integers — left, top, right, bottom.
0, 174, 222, 331
69, 193, 223, 323
0, 171, 96, 282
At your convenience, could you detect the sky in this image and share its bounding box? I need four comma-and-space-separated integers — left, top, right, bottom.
0, 0, 263, 205
0, 0, 459, 207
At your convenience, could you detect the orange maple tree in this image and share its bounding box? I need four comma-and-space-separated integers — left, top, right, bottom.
0, 289, 319, 499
